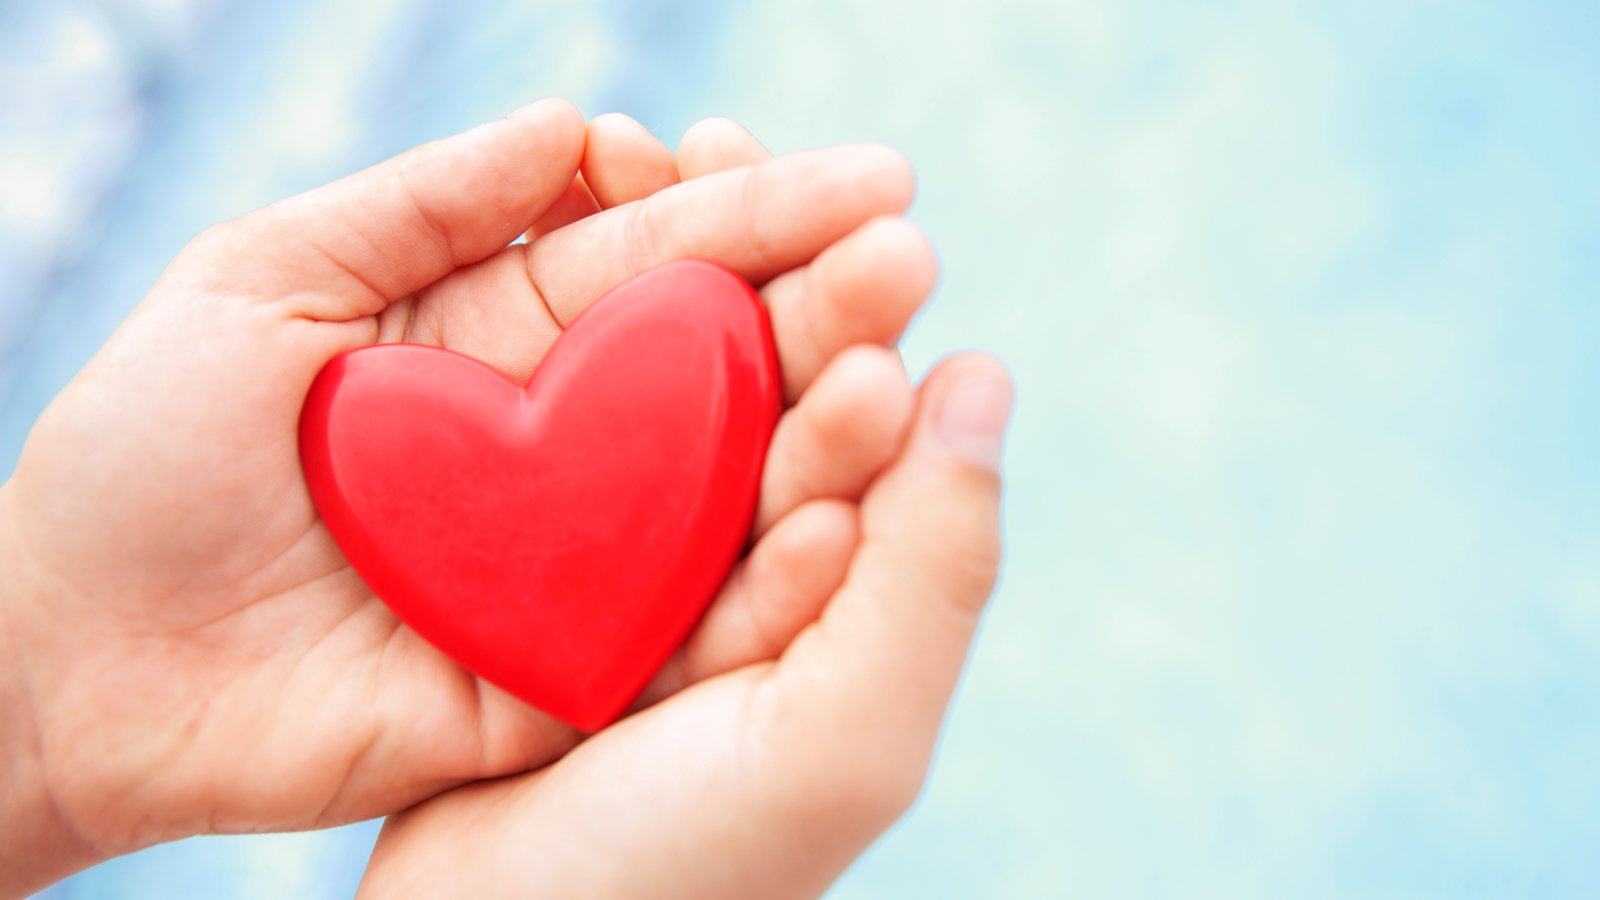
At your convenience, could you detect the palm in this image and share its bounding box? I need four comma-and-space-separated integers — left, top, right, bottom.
366, 669, 791, 893
3, 103, 933, 857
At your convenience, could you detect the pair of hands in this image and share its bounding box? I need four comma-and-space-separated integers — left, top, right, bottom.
0, 100, 1012, 897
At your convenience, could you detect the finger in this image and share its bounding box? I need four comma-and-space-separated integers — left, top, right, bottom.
389, 250, 565, 383
203, 98, 585, 321
581, 113, 680, 208
638, 499, 857, 707
524, 144, 915, 325
762, 216, 939, 402
526, 116, 681, 240
763, 354, 1012, 805
677, 117, 771, 179
754, 345, 911, 537
523, 175, 601, 240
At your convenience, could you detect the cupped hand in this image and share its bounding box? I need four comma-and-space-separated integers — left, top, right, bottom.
0, 100, 939, 891
360, 354, 1014, 899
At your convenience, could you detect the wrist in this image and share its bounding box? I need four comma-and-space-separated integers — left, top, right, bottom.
0, 483, 104, 897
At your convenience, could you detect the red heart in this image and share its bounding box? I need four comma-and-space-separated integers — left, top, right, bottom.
298, 261, 780, 731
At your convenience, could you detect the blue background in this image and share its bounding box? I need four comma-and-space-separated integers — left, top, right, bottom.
4, 0, 1598, 896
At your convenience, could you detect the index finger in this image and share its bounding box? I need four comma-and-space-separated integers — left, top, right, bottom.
521, 144, 914, 326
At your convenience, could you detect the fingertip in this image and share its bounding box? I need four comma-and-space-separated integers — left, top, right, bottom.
746, 497, 859, 650
508, 96, 583, 123
757, 345, 912, 535
920, 351, 1014, 390
507, 98, 586, 154
809, 345, 914, 436
844, 143, 917, 213
587, 111, 649, 138
820, 216, 938, 336
830, 342, 910, 385
784, 143, 916, 219
679, 116, 758, 153
578, 113, 678, 212
763, 217, 935, 401
515, 100, 587, 185
857, 217, 939, 294
585, 112, 670, 160
764, 498, 860, 573
678, 116, 772, 180
918, 353, 1014, 472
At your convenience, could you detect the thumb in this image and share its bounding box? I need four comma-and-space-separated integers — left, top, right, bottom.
765, 352, 1012, 816
178, 98, 585, 320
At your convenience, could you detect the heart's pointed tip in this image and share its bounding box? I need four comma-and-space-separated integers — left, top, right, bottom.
562, 711, 617, 735
525, 689, 627, 734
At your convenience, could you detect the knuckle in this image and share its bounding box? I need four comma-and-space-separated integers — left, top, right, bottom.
739, 166, 779, 274
750, 681, 933, 835
939, 490, 1004, 587
818, 743, 929, 827
764, 750, 923, 834
169, 217, 267, 285
947, 539, 1003, 602
883, 220, 940, 293
181, 219, 246, 260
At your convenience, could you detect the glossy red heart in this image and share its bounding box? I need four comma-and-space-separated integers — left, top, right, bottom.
298, 261, 780, 731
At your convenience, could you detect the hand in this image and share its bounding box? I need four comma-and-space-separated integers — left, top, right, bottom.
0, 101, 939, 893
360, 355, 1013, 899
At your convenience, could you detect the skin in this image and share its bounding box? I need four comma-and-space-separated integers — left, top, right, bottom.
0, 102, 1012, 897
362, 353, 1012, 899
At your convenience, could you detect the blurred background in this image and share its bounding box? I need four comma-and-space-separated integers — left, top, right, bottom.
4, 0, 1598, 896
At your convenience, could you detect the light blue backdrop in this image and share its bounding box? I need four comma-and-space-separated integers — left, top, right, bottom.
4, 0, 1598, 897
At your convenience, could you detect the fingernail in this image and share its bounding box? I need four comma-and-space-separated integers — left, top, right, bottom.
932, 363, 1013, 470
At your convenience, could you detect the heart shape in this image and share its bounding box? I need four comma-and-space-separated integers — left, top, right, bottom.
299, 261, 780, 731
